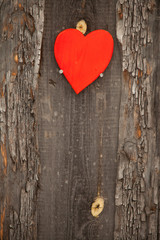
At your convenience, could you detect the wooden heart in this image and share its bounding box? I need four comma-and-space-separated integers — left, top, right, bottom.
54, 29, 114, 94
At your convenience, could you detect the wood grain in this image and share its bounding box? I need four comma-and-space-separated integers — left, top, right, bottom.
1, 0, 159, 239
0, 0, 44, 239
37, 0, 121, 239
114, 0, 160, 239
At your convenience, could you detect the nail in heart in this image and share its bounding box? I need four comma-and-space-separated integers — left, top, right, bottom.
54, 29, 114, 94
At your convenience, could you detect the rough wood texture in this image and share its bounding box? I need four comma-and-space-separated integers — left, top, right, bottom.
115, 0, 160, 239
37, 0, 121, 239
0, 0, 44, 239
0, 0, 160, 239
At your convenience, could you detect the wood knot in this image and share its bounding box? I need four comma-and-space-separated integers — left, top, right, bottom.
76, 20, 87, 34
14, 54, 18, 63
91, 196, 104, 217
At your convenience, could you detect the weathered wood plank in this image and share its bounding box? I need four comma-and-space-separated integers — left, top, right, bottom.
37, 0, 121, 239
114, 0, 160, 239
155, 1, 160, 238
0, 1, 44, 239
1, 0, 159, 239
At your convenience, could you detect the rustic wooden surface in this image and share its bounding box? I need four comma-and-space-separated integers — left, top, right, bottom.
0, 0, 160, 239
157, 1, 160, 238
115, 0, 160, 239
37, 0, 121, 239
0, 0, 44, 239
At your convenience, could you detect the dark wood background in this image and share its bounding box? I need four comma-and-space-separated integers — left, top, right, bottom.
0, 0, 160, 239
37, 0, 121, 239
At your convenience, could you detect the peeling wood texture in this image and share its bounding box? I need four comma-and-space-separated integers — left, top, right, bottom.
0, 0, 160, 239
0, 0, 44, 239
115, 0, 160, 239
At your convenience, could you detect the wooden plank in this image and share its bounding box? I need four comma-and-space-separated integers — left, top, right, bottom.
114, 0, 160, 239
0, 1, 44, 239
1, 0, 159, 239
155, 1, 160, 238
37, 0, 121, 239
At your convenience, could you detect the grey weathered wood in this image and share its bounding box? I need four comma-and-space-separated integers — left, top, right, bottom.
0, 0, 160, 239
37, 0, 121, 239
114, 0, 160, 239
0, 0, 44, 239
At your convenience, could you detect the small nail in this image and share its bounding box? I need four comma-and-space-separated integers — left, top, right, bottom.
100, 73, 104, 78
59, 69, 63, 74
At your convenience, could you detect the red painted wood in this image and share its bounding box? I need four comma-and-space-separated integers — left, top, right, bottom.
54, 29, 114, 94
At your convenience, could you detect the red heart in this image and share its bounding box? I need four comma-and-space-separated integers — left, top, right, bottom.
54, 29, 114, 94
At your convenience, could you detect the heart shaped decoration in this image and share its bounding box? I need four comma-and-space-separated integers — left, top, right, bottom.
54, 29, 114, 94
